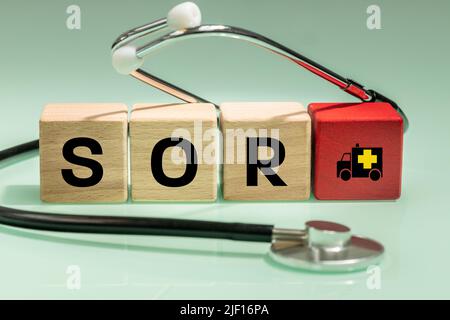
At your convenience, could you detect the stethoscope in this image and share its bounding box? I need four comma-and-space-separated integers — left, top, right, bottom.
0, 2, 408, 273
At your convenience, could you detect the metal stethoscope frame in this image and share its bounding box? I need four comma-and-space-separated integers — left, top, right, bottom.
0, 3, 392, 273
111, 15, 408, 131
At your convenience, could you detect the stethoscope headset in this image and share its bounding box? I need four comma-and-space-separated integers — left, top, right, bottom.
0, 2, 409, 273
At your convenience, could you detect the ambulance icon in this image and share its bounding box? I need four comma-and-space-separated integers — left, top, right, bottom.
337, 144, 383, 181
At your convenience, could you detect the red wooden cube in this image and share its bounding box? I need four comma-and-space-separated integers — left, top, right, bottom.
308, 102, 403, 200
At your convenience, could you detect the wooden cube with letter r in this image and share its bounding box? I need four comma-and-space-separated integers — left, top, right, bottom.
220, 102, 311, 200
39, 103, 128, 203
130, 103, 217, 201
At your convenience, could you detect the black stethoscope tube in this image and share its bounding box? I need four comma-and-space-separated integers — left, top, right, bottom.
0, 141, 273, 242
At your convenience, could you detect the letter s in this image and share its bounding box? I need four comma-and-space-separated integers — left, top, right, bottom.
61, 137, 103, 187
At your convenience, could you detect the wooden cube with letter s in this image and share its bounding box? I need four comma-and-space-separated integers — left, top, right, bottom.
220, 102, 311, 201
39, 103, 128, 203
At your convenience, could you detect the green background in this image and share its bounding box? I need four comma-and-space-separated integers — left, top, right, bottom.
0, 0, 449, 299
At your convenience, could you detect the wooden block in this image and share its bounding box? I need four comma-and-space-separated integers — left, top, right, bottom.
130, 103, 217, 201
308, 102, 403, 200
40, 103, 128, 203
220, 102, 311, 201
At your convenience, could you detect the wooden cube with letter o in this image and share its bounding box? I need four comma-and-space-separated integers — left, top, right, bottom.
130, 103, 217, 201
220, 102, 311, 200
39, 103, 128, 203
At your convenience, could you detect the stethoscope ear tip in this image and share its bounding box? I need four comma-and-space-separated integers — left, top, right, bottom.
167, 1, 202, 30
112, 45, 143, 75
111, 1, 202, 75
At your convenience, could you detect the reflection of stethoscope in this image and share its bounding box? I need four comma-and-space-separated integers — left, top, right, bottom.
0, 2, 402, 273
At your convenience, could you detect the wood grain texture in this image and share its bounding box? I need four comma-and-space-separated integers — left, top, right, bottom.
39, 103, 128, 203
130, 103, 217, 201
220, 102, 311, 201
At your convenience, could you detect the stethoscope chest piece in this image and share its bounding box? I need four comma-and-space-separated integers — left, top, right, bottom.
269, 221, 384, 272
